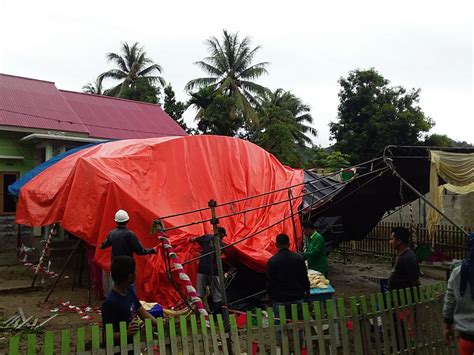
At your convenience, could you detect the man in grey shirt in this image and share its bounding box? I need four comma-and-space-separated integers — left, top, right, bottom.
443, 233, 474, 354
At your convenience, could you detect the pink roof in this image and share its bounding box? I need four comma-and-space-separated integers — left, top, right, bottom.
0, 74, 187, 139
0, 74, 89, 134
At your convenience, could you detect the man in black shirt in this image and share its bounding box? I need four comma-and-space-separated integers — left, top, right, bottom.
388, 227, 420, 291
101, 209, 156, 262
266, 234, 310, 345
192, 227, 226, 313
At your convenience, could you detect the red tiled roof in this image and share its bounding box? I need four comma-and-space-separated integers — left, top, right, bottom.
0, 74, 187, 139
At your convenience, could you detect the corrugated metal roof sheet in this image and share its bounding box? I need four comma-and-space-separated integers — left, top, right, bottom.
0, 74, 89, 134
61, 90, 187, 139
0, 74, 187, 139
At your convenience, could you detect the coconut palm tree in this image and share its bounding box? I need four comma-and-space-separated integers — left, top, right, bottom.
257, 89, 317, 145
185, 30, 269, 120
82, 77, 104, 95
100, 42, 165, 98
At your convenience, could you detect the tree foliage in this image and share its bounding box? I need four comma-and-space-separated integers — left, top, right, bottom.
249, 89, 317, 166
99, 42, 165, 103
329, 69, 434, 163
422, 133, 473, 148
163, 84, 187, 130
185, 30, 269, 123
82, 77, 103, 95
305, 148, 351, 171
188, 88, 244, 136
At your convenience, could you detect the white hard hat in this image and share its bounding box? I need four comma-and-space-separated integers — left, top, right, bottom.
114, 209, 129, 223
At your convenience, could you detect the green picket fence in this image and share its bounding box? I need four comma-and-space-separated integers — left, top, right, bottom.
6, 283, 456, 354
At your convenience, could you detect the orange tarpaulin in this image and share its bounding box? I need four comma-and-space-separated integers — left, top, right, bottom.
16, 136, 304, 306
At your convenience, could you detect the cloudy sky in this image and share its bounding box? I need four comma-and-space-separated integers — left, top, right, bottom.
1, 0, 472, 146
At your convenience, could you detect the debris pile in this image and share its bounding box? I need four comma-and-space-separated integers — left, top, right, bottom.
48, 300, 101, 321
0, 308, 57, 331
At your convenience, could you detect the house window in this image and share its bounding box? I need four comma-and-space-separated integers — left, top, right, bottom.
0, 172, 19, 215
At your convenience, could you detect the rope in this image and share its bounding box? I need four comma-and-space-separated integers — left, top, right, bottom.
34, 224, 57, 276
158, 234, 209, 320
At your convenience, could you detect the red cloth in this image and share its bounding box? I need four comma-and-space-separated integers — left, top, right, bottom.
459, 337, 474, 355
16, 136, 304, 307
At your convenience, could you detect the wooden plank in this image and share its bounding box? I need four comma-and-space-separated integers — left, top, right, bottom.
246, 311, 253, 354
337, 298, 350, 355
216, 314, 229, 355
256, 308, 265, 354
157, 317, 167, 355
133, 328, 140, 355
190, 314, 200, 354
119, 321, 128, 355
144, 318, 154, 355
398, 289, 413, 355
369, 294, 383, 354
91, 325, 101, 351
169, 317, 178, 355
44, 331, 54, 355
378, 292, 393, 354
326, 299, 338, 355
61, 329, 71, 354
199, 314, 211, 355
391, 289, 406, 351
385, 291, 399, 353
278, 305, 289, 355
349, 297, 363, 355
291, 303, 301, 355
208, 314, 220, 354
432, 298, 449, 354
413, 289, 429, 354
76, 327, 86, 353
105, 323, 115, 355
229, 314, 242, 355
302, 303, 314, 355
18, 307, 26, 322
180, 315, 189, 355
8, 335, 20, 355
267, 307, 278, 355
360, 296, 373, 355
313, 301, 326, 355
26, 334, 36, 355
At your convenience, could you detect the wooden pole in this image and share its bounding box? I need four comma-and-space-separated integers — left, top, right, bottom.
208, 199, 233, 354
287, 188, 299, 252
44, 238, 81, 302
385, 158, 469, 237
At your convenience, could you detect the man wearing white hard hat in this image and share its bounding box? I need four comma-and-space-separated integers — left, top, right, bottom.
101, 209, 157, 262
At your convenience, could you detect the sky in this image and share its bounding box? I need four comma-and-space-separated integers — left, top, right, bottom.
1, 0, 472, 146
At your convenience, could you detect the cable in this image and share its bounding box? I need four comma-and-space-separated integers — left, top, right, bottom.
163, 165, 388, 233
181, 166, 390, 266
0, 108, 187, 137
181, 184, 346, 266
156, 157, 385, 221
163, 183, 345, 233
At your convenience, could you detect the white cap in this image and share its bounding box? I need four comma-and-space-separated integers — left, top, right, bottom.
114, 209, 129, 223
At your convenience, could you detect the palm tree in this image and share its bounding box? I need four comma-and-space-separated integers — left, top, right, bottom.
82, 77, 104, 95
99, 42, 165, 98
257, 89, 317, 145
185, 30, 269, 120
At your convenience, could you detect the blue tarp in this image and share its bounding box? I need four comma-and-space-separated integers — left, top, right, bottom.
8, 143, 103, 198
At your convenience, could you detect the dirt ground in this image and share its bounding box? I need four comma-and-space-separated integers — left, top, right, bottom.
0, 253, 446, 351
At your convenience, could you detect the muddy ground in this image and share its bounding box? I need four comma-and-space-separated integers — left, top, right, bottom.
0, 253, 445, 351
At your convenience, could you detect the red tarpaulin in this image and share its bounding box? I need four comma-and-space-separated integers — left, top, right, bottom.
16, 136, 304, 306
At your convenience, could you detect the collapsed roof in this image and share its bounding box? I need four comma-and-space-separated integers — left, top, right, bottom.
302, 146, 474, 248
